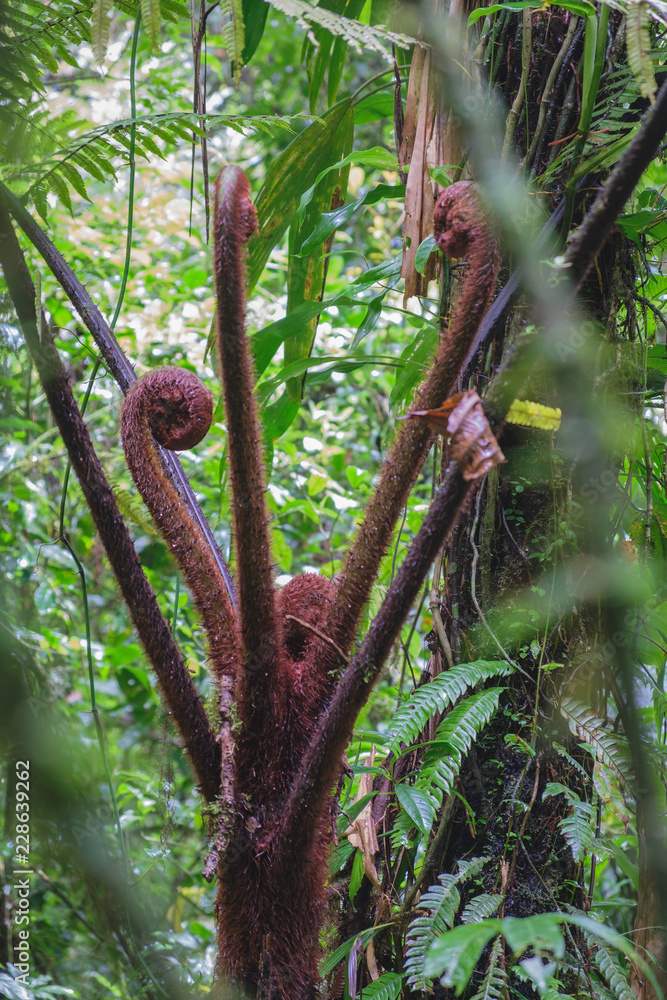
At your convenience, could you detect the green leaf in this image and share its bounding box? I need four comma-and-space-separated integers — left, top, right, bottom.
139, 0, 161, 53
91, 0, 113, 64
299, 183, 403, 256
247, 100, 354, 290
285, 108, 353, 400
424, 922, 499, 993
415, 234, 437, 275
241, 0, 269, 65
467, 2, 539, 27
357, 972, 403, 1000
462, 894, 504, 925
501, 914, 565, 958
394, 783, 435, 836
387, 661, 512, 751
221, 0, 246, 85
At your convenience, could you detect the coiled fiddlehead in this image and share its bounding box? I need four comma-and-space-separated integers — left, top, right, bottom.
121, 366, 241, 679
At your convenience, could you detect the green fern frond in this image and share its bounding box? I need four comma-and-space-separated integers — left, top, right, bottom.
264, 0, 414, 58
594, 944, 634, 1000
221, 0, 245, 85
462, 893, 504, 924
391, 688, 505, 849
140, 0, 161, 53
559, 697, 634, 792
543, 782, 595, 862
8, 112, 313, 211
91, 0, 113, 63
626, 1, 657, 101
355, 972, 403, 999
387, 661, 513, 751
469, 936, 508, 1000
405, 858, 489, 989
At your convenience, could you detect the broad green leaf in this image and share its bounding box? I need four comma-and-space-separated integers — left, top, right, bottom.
394, 783, 434, 835
299, 183, 403, 256
241, 0, 269, 65
501, 915, 565, 958
424, 922, 498, 993
415, 234, 436, 275
285, 106, 353, 400
247, 100, 354, 290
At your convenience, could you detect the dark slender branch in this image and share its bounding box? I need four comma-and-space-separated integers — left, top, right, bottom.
0, 206, 222, 803
564, 74, 667, 289
0, 181, 237, 611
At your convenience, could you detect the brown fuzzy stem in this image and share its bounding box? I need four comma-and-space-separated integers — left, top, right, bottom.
0, 208, 222, 803
325, 181, 500, 660
279, 463, 472, 870
213, 168, 280, 684
121, 368, 242, 679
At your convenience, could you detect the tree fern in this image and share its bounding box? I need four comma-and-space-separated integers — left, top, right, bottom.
264, 0, 413, 58
392, 688, 505, 848
405, 857, 488, 989
559, 697, 634, 792
469, 936, 508, 1000
386, 660, 513, 752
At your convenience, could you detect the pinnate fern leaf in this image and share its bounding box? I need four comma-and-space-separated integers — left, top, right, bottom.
559, 697, 634, 792
140, 0, 161, 53
387, 660, 513, 751
626, 1, 657, 101
221, 0, 245, 85
405, 858, 488, 989
264, 0, 413, 58
357, 972, 403, 999
543, 782, 595, 862
92, 0, 114, 64
469, 936, 508, 1000
594, 944, 634, 1000
391, 688, 505, 848
462, 893, 504, 924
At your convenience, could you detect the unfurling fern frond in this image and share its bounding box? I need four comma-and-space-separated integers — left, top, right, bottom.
559, 697, 634, 792
221, 0, 245, 85
264, 0, 414, 58
469, 935, 508, 1000
543, 782, 595, 862
405, 858, 488, 989
626, 1, 657, 102
387, 660, 513, 751
391, 688, 505, 848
